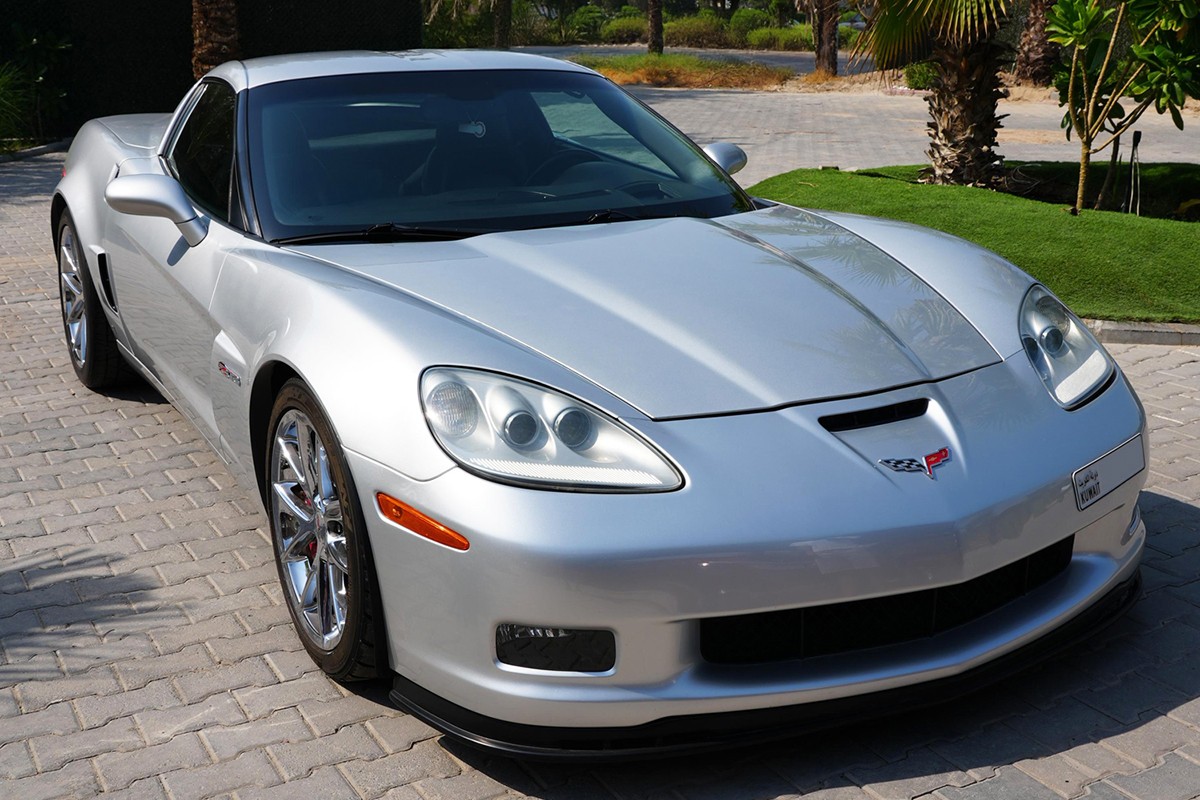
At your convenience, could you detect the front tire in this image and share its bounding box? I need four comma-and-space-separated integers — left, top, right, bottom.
266, 379, 385, 680
57, 211, 127, 389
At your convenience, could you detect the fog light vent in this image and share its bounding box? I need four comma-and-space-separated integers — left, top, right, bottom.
496, 624, 615, 672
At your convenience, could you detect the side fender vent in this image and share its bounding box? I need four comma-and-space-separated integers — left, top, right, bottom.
97, 252, 118, 312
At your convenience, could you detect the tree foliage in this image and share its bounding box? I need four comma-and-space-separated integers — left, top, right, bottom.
1048, 0, 1200, 211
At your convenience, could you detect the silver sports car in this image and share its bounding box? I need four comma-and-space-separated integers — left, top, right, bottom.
52, 50, 1147, 756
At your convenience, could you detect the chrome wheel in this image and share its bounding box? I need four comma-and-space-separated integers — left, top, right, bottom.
58, 225, 88, 366
270, 409, 350, 650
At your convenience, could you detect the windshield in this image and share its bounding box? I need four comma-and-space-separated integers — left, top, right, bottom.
245, 69, 753, 243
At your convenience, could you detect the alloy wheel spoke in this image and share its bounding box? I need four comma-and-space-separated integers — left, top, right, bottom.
315, 441, 337, 509
273, 479, 314, 525
300, 563, 320, 615
321, 559, 346, 646
276, 434, 308, 488
66, 295, 86, 325
281, 521, 318, 563
60, 270, 82, 300
325, 532, 349, 573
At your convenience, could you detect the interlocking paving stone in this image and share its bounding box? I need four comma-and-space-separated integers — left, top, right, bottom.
1107, 752, 1200, 800
3, 116, 1200, 799
936, 766, 1064, 800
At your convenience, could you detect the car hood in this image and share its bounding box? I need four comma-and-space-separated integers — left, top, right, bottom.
289, 206, 1000, 419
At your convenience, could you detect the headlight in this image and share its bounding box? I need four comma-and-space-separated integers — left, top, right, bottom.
1019, 285, 1113, 409
421, 368, 682, 492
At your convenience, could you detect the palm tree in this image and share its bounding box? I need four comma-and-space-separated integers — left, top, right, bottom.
858, 0, 1012, 186
192, 0, 240, 80
811, 0, 841, 75
494, 0, 513, 48
648, 0, 664, 55
1014, 0, 1061, 86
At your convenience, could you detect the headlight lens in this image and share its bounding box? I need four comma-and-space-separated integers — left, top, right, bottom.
421, 368, 682, 491
1019, 285, 1113, 408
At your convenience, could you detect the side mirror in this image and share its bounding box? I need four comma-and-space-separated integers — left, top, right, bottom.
702, 142, 748, 176
105, 174, 208, 247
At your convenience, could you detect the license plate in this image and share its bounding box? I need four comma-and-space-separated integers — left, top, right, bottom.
1073, 434, 1144, 511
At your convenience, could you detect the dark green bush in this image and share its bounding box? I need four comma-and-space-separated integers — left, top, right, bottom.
729, 8, 773, 45
746, 25, 814, 51
601, 16, 647, 44
568, 4, 607, 42
904, 61, 937, 90
664, 15, 729, 47
616, 5, 642, 18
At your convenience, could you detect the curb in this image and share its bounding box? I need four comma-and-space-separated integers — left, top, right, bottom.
1085, 319, 1200, 347
0, 139, 71, 163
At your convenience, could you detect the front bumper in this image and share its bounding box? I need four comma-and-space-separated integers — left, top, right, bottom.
389, 568, 1142, 759
348, 357, 1147, 751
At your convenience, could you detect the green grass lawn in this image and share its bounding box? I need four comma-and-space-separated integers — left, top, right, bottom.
749, 165, 1200, 323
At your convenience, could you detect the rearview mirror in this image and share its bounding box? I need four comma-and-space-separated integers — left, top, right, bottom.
702, 142, 748, 176
105, 174, 208, 247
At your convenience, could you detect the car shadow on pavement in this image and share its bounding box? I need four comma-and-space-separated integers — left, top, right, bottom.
436, 490, 1200, 798
95, 379, 169, 406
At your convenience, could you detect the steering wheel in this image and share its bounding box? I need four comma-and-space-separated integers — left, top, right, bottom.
525, 149, 600, 185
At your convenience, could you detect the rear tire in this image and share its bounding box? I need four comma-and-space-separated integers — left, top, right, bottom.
56, 210, 127, 389
266, 379, 386, 680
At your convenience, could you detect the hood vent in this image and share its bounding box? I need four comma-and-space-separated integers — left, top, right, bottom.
819, 398, 929, 433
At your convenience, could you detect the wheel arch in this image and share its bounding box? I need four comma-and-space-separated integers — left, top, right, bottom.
248, 359, 302, 506
50, 193, 69, 246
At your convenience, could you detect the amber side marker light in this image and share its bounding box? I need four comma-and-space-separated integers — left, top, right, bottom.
376, 493, 470, 551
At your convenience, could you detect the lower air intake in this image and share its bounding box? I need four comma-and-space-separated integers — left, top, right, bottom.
701, 534, 1075, 665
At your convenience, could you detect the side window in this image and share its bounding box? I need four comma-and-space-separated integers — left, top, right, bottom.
168, 82, 236, 221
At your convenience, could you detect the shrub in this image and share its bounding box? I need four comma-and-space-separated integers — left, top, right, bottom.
746, 25, 814, 51
616, 5, 642, 18
0, 62, 32, 144
511, 0, 560, 45
728, 8, 773, 46
664, 15, 729, 47
838, 25, 859, 49
568, 4, 607, 42
904, 61, 937, 90
601, 16, 647, 44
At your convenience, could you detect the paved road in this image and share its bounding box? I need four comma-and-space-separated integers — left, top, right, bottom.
2, 90, 1200, 799
625, 87, 1200, 188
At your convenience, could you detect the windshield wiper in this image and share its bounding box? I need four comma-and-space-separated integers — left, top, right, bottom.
272, 222, 484, 245
583, 209, 644, 224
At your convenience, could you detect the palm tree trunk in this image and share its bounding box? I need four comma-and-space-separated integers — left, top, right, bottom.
648, 0, 663, 55
494, 0, 513, 48
192, 0, 240, 80
1014, 0, 1061, 86
812, 0, 839, 76
923, 39, 1009, 186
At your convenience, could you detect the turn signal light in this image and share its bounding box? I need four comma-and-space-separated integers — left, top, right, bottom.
375, 493, 469, 551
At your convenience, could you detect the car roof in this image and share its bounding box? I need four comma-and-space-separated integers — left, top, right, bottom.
207, 50, 595, 92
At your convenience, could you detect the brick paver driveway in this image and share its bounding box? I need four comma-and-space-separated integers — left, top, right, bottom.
3, 150, 1200, 799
